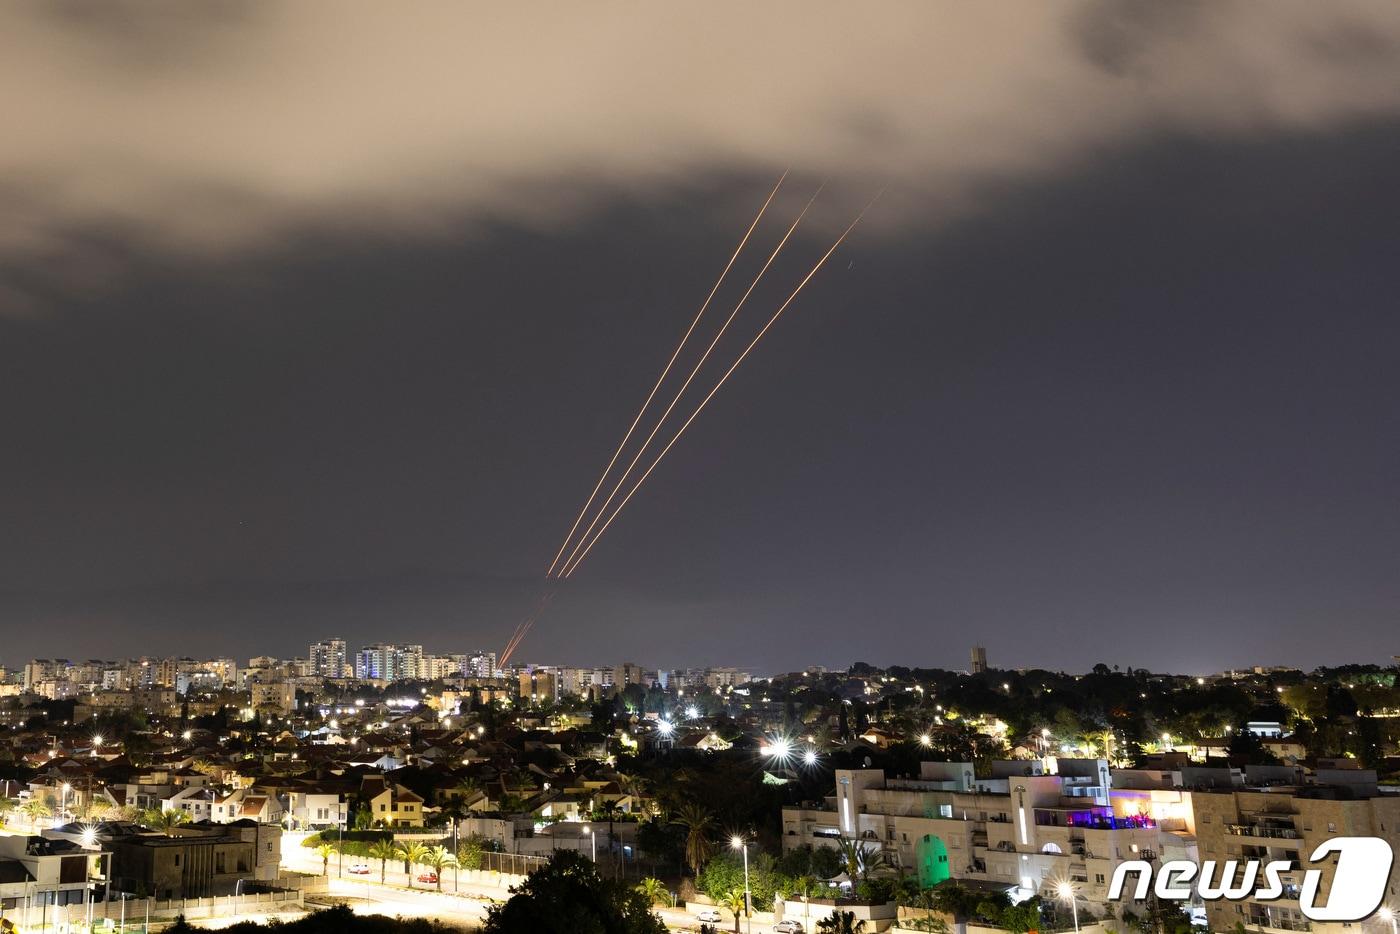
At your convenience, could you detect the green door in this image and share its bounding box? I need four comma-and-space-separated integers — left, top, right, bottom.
916, 834, 950, 889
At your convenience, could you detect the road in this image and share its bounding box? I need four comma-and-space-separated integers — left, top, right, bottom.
281, 841, 769, 932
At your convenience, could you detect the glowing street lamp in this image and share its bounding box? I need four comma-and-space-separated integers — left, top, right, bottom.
1379, 906, 1397, 934
582, 825, 596, 861
803, 748, 818, 767
919, 734, 931, 747
1056, 881, 1079, 932
657, 720, 674, 737
731, 835, 751, 934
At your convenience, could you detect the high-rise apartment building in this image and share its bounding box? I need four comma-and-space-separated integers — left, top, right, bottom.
354, 644, 424, 682
309, 638, 347, 679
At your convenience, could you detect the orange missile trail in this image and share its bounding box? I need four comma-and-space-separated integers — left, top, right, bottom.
554, 182, 826, 577
499, 587, 555, 667
543, 172, 788, 578
559, 191, 883, 579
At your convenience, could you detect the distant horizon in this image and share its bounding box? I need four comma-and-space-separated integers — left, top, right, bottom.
8, 648, 1398, 681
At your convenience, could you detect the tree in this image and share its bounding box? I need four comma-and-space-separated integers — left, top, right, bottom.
397, 841, 429, 888
717, 888, 747, 934
316, 842, 336, 876
816, 910, 866, 933
927, 883, 983, 924
20, 797, 52, 830
421, 846, 457, 893
482, 850, 666, 934
594, 799, 623, 871
369, 839, 397, 884
141, 808, 192, 835
0, 797, 15, 827
834, 837, 884, 882
457, 837, 484, 871
671, 802, 715, 875
635, 877, 672, 907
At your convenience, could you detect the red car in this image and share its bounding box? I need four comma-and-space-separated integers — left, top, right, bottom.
416, 872, 438, 884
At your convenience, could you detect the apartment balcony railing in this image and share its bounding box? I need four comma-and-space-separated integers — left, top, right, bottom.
1227, 823, 1301, 839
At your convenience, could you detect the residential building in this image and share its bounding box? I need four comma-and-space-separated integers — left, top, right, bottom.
361, 777, 424, 828
1192, 771, 1400, 934
354, 644, 424, 682
783, 761, 1166, 915
0, 835, 107, 912
309, 639, 347, 679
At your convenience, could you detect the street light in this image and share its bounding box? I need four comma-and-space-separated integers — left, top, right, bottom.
1056, 881, 1079, 932
1379, 906, 1397, 934
731, 835, 751, 934
583, 826, 596, 862
61, 783, 71, 824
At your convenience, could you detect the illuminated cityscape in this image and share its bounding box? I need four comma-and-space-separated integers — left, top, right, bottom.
5, 2, 1400, 932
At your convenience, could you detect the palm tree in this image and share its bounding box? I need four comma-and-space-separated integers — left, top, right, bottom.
140, 808, 191, 835
454, 778, 483, 807
420, 846, 456, 892
671, 802, 715, 875
594, 799, 622, 865
835, 836, 883, 882
718, 888, 747, 934
315, 842, 336, 876
369, 839, 397, 884
396, 841, 428, 888
635, 876, 672, 907
816, 910, 866, 934
0, 797, 15, 827
21, 798, 53, 830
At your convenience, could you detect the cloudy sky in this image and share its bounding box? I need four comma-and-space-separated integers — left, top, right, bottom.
2, 2, 1399, 673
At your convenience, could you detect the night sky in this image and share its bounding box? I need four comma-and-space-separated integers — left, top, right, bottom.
2, 4, 1399, 673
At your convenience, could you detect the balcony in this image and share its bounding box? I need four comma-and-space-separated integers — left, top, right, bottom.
1035, 807, 1156, 831
1227, 823, 1301, 840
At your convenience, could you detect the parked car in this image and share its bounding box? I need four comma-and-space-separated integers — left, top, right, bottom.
696, 909, 723, 923
417, 871, 439, 884
773, 923, 804, 933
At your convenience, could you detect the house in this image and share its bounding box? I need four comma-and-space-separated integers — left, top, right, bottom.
163, 786, 216, 823
0, 835, 106, 913
211, 789, 284, 825
361, 777, 424, 828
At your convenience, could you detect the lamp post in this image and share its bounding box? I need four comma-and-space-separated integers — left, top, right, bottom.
730, 836, 751, 934
235, 878, 245, 921
61, 783, 71, 824
1379, 907, 1397, 934
583, 826, 595, 862
1056, 881, 1080, 933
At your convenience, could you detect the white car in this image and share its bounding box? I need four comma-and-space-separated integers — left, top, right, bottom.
696, 908, 723, 923
773, 923, 804, 934
347, 863, 371, 875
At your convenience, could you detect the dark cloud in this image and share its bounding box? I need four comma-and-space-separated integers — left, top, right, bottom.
5, 2, 1400, 312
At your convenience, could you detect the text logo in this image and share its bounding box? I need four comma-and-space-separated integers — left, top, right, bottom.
1107, 836, 1393, 922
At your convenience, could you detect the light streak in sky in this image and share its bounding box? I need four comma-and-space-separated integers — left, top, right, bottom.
553, 181, 825, 578
558, 191, 882, 579
543, 172, 788, 577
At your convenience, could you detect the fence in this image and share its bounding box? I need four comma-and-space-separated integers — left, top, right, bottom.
0, 889, 307, 932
